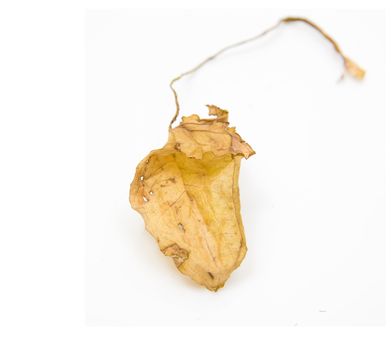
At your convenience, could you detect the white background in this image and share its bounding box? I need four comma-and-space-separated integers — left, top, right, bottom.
0, 1, 391, 349
87, 10, 385, 325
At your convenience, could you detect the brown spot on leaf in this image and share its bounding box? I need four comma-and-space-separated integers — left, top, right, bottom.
162, 244, 189, 267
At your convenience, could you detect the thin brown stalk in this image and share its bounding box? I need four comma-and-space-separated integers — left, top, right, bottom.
169, 16, 365, 129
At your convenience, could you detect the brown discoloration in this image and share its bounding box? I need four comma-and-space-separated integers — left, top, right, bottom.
130, 16, 365, 291
162, 244, 189, 267
129, 107, 250, 291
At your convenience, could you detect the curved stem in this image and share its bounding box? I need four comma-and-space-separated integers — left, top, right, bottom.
169, 16, 365, 129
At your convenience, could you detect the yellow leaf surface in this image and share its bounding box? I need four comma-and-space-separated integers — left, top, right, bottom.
130, 106, 254, 291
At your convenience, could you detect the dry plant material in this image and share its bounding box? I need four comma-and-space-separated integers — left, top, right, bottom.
130, 105, 254, 291
129, 17, 365, 291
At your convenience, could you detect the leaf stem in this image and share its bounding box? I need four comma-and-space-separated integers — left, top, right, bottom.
169, 16, 365, 129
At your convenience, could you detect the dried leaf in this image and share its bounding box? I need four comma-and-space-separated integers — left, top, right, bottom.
130, 106, 254, 291
129, 16, 365, 292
